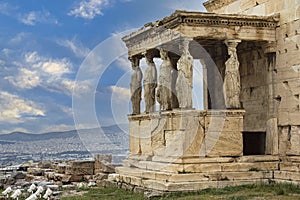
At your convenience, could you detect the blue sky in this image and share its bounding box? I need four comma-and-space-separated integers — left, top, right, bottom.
0, 0, 206, 134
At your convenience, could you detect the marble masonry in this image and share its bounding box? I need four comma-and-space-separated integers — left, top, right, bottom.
110, 0, 300, 192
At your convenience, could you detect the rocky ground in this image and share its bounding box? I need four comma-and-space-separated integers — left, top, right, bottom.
0, 154, 118, 199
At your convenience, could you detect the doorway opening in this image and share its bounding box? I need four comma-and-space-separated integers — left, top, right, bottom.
243, 132, 266, 155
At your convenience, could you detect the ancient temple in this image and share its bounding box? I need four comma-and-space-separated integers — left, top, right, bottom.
111, 0, 300, 192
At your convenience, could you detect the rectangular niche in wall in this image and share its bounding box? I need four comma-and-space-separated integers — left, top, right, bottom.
243, 132, 266, 155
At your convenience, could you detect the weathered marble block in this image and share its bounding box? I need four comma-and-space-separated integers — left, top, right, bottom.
128, 110, 244, 160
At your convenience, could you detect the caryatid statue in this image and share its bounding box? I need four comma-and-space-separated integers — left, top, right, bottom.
144, 52, 157, 113
130, 57, 143, 115
157, 48, 173, 111
176, 38, 193, 109
223, 40, 241, 109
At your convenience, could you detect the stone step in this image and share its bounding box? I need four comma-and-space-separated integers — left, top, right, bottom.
142, 179, 269, 192
274, 171, 300, 181
121, 160, 279, 173
116, 167, 273, 183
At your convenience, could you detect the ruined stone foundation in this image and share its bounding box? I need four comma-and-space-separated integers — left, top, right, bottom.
111, 110, 278, 192
110, 110, 300, 192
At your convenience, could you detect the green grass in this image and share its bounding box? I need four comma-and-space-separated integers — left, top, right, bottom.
58, 183, 300, 200
61, 187, 145, 200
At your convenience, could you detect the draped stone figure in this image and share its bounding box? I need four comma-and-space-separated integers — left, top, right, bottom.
171, 61, 179, 109
144, 53, 157, 113
176, 39, 193, 109
156, 49, 173, 111
130, 57, 143, 115
224, 40, 241, 109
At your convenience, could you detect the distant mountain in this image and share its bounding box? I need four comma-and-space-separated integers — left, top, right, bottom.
0, 140, 15, 145
0, 130, 77, 142
0, 124, 129, 142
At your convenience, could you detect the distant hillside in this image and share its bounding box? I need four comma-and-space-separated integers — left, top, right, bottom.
0, 140, 15, 145
0, 130, 76, 142
0, 125, 128, 142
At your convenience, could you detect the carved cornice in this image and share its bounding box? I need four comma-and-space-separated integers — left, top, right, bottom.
181, 14, 278, 28
203, 0, 238, 12
123, 11, 278, 43
171, 10, 278, 28
122, 10, 279, 57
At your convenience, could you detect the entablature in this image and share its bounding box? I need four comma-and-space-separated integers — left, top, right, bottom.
122, 10, 279, 57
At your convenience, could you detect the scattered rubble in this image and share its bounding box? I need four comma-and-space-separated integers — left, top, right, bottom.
0, 154, 118, 199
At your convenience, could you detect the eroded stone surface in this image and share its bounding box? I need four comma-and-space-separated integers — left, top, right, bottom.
116, 0, 300, 193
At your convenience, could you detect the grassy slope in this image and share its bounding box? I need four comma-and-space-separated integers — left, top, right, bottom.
61, 184, 300, 200
2, 184, 300, 200
62, 187, 145, 200
155, 184, 300, 200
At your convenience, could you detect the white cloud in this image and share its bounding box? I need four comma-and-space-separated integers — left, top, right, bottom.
21, 12, 37, 25
62, 79, 92, 96
6, 51, 81, 96
19, 11, 58, 26
38, 59, 71, 76
25, 51, 72, 77
56, 37, 91, 58
10, 32, 29, 44
110, 86, 130, 98
69, 0, 109, 19
116, 55, 131, 71
24, 51, 40, 63
0, 91, 45, 124
6, 68, 40, 89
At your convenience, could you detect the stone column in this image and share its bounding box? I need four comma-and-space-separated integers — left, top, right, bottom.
170, 58, 179, 109
157, 48, 173, 111
223, 40, 241, 109
176, 38, 194, 109
130, 56, 143, 115
263, 42, 278, 155
144, 52, 157, 113
200, 59, 208, 110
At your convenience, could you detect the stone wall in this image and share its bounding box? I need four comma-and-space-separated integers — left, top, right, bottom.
209, 41, 269, 132
276, 156, 300, 183
204, 0, 300, 155
210, 0, 299, 25
128, 110, 244, 159
238, 42, 269, 132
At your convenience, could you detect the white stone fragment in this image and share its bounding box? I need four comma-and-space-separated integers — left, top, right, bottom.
11, 189, 22, 199
43, 188, 53, 200
27, 184, 37, 193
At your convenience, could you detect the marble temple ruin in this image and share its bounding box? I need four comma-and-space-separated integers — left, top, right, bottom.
111, 0, 300, 192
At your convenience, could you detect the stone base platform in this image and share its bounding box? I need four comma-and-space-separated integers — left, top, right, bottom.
275, 156, 300, 184
110, 155, 280, 192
